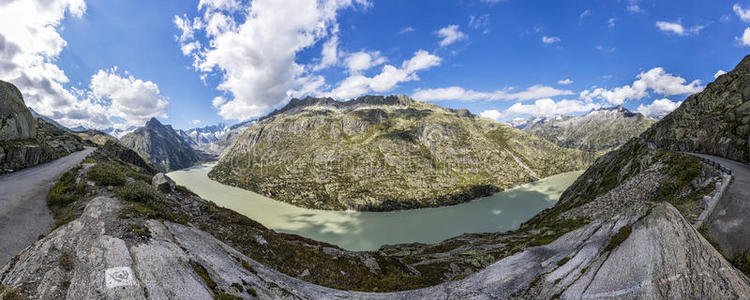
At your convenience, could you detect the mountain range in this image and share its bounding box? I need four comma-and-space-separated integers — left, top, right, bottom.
515, 106, 656, 153
209, 94, 592, 211
120, 118, 201, 172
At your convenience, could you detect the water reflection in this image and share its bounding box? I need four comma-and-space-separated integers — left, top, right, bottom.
168, 164, 582, 251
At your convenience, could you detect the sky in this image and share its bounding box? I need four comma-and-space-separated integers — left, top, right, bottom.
1, 0, 750, 130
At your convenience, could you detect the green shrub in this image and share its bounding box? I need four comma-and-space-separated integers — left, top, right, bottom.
733, 251, 750, 277
115, 181, 164, 203
87, 162, 126, 186
59, 250, 74, 271
1, 286, 23, 300
604, 225, 632, 252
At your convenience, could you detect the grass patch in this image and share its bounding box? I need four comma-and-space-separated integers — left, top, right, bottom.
116, 181, 163, 203
46, 166, 87, 228
604, 225, 632, 252
175, 185, 197, 196
87, 162, 127, 186
126, 223, 151, 239
557, 256, 571, 266
190, 260, 217, 290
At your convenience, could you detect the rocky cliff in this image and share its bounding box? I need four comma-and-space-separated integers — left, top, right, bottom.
120, 118, 201, 172
0, 80, 84, 174
643, 55, 750, 163
520, 106, 656, 152
210, 95, 591, 211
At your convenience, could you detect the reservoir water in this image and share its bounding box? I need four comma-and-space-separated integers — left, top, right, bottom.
167, 164, 582, 251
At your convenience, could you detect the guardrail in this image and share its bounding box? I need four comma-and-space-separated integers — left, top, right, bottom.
688, 155, 734, 229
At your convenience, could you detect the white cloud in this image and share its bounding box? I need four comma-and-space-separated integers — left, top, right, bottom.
330, 50, 441, 99
595, 45, 616, 52
211, 96, 226, 108
479, 109, 502, 121
436, 24, 468, 47
501, 98, 599, 118
714, 70, 727, 79
344, 51, 386, 73
89, 67, 169, 126
192, 119, 202, 124
626, 0, 644, 13
558, 78, 573, 85
655, 21, 704, 36
177, 0, 372, 120
542, 36, 560, 44
0, 0, 125, 129
399, 26, 416, 34
315, 35, 339, 71
412, 85, 574, 102
469, 14, 490, 34
636, 98, 682, 119
608, 18, 616, 28
579, 9, 591, 21
580, 67, 702, 105
739, 27, 750, 47
734, 4, 750, 22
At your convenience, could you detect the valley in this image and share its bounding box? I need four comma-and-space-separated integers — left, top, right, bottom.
2, 1, 750, 297
168, 163, 582, 251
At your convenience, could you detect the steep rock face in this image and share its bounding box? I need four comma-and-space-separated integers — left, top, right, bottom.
643, 55, 750, 162
120, 118, 200, 172
0, 80, 36, 141
521, 106, 656, 152
0, 81, 84, 173
211, 95, 591, 211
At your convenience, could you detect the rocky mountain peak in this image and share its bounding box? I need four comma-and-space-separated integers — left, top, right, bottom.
145, 117, 163, 129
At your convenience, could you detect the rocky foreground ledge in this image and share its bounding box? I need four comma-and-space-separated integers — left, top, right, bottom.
1, 194, 748, 299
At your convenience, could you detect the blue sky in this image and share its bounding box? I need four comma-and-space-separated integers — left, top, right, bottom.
1, 0, 750, 130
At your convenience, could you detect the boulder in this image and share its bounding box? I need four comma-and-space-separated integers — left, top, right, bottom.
151, 173, 175, 193
0, 80, 36, 141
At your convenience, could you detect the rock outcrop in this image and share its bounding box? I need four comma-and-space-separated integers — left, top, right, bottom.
120, 118, 201, 172
0, 80, 36, 141
0, 80, 84, 174
210, 94, 591, 211
643, 55, 750, 162
519, 106, 655, 152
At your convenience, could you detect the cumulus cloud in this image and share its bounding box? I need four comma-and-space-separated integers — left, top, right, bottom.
469, 14, 490, 34
734, 4, 750, 22
192, 119, 201, 124
608, 18, 616, 28
412, 85, 574, 102
739, 27, 750, 47
329, 50, 441, 99
479, 109, 502, 121
579, 67, 702, 105
344, 51, 386, 73
0, 0, 114, 128
176, 0, 373, 120
89, 67, 169, 126
655, 21, 704, 36
558, 78, 573, 85
436, 25, 468, 47
714, 70, 727, 79
636, 98, 682, 119
542, 36, 560, 44
484, 98, 599, 119
626, 0, 644, 13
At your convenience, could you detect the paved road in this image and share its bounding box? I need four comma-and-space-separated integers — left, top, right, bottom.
0, 147, 95, 265
688, 153, 750, 259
